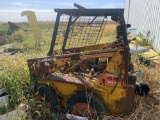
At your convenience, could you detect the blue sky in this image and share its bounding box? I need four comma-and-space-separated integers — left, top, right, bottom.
0, 0, 124, 22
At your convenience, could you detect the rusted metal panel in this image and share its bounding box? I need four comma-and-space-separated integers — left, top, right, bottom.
63, 44, 108, 53
117, 84, 134, 113
27, 50, 115, 78
44, 73, 92, 86
123, 47, 130, 85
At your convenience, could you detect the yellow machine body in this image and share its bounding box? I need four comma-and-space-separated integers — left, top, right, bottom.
26, 7, 140, 117
27, 46, 134, 115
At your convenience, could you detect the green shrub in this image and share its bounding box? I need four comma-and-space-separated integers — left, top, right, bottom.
0, 55, 30, 107
136, 38, 151, 46
136, 31, 152, 46
6, 30, 25, 43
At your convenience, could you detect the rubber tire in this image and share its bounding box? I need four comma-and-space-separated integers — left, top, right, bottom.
36, 85, 58, 111
66, 91, 106, 118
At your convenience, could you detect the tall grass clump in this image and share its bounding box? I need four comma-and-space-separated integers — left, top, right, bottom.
6, 30, 25, 43
0, 54, 30, 108
5, 30, 37, 51
136, 31, 152, 46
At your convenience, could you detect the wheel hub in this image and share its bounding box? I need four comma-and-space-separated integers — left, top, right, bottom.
71, 103, 97, 119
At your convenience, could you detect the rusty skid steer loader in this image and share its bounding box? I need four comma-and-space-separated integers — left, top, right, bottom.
27, 6, 149, 119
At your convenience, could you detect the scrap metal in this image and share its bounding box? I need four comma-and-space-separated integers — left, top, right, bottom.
27, 5, 150, 118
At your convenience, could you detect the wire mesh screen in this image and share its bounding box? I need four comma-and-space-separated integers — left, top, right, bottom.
54, 14, 69, 50
54, 14, 107, 50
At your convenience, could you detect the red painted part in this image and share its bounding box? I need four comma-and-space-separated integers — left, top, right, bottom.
71, 103, 97, 119
34, 94, 50, 107
99, 74, 120, 85
80, 52, 115, 59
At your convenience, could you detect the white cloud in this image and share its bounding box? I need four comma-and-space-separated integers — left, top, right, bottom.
54, 2, 73, 6
12, 3, 29, 7
35, 0, 40, 3
100, 3, 124, 8
0, 9, 54, 13
34, 0, 43, 4
76, 2, 95, 8
0, 10, 56, 22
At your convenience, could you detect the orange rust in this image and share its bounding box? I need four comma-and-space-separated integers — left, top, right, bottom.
72, 103, 97, 119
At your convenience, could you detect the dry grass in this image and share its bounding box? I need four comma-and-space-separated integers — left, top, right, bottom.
131, 65, 160, 120
25, 98, 65, 120
102, 23, 117, 37
100, 23, 117, 44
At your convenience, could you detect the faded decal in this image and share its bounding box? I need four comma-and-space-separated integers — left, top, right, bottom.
44, 62, 50, 66
41, 58, 56, 62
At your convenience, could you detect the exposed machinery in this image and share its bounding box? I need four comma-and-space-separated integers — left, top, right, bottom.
0, 22, 28, 45
27, 5, 149, 119
0, 22, 26, 36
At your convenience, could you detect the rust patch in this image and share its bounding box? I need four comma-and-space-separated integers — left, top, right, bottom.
70, 54, 80, 60
116, 85, 134, 113
63, 43, 107, 53
119, 50, 124, 55
44, 73, 92, 86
